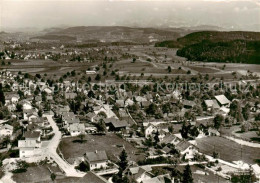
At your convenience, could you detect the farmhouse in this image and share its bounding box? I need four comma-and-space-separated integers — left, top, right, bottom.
85, 150, 108, 170
215, 95, 231, 107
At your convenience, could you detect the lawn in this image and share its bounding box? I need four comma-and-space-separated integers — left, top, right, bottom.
196, 136, 260, 164
188, 66, 220, 73
12, 165, 52, 183
59, 133, 145, 163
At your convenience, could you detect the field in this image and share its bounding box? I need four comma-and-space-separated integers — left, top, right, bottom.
59, 133, 145, 163
196, 136, 260, 164
12, 165, 52, 183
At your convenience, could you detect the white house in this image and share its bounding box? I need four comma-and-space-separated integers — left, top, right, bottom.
144, 123, 158, 138
175, 141, 198, 160
68, 123, 85, 136
0, 124, 13, 137
85, 150, 108, 170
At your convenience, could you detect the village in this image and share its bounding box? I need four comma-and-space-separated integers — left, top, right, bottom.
0, 45, 260, 183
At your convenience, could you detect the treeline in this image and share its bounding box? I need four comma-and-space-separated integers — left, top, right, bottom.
177, 40, 260, 64
155, 31, 260, 64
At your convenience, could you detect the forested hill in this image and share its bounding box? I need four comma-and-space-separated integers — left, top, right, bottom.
155, 31, 260, 64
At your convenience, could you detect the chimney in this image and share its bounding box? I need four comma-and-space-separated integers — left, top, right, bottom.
95, 150, 98, 154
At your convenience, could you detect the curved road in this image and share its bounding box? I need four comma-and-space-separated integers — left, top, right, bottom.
44, 114, 85, 177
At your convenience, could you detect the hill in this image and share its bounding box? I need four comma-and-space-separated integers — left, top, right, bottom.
155, 31, 260, 64
31, 26, 184, 43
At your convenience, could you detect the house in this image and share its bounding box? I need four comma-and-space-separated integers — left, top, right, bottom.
23, 108, 37, 121
142, 174, 173, 183
104, 118, 128, 131
128, 166, 153, 183
94, 105, 117, 119
182, 100, 196, 109
5, 93, 19, 104
118, 109, 128, 118
160, 134, 180, 146
68, 123, 85, 136
18, 140, 42, 158
115, 100, 125, 108
65, 92, 77, 100
175, 140, 198, 159
86, 70, 97, 74
207, 127, 220, 136
85, 150, 108, 170
86, 112, 97, 122
204, 99, 220, 111
125, 98, 134, 107
18, 131, 42, 158
215, 95, 231, 107
144, 123, 158, 138
0, 124, 13, 136
60, 171, 109, 183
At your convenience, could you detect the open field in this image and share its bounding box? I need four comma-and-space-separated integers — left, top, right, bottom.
196, 136, 260, 164
188, 66, 220, 73
221, 126, 260, 143
59, 133, 145, 163
12, 165, 52, 183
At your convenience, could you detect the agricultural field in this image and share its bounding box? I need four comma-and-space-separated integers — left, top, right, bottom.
196, 136, 260, 164
59, 133, 145, 163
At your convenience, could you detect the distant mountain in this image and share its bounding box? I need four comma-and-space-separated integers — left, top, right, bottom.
31, 26, 186, 43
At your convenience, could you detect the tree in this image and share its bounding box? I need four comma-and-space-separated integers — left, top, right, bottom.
183, 164, 193, 183
38, 109, 43, 117
95, 74, 101, 81
242, 104, 250, 120
78, 134, 86, 143
167, 66, 172, 73
132, 58, 136, 63
0, 84, 5, 105
154, 130, 160, 144
213, 114, 224, 130
113, 149, 129, 183
75, 161, 89, 172
96, 119, 107, 133
50, 173, 56, 181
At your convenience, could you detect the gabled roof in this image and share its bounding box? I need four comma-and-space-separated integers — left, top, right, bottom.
24, 131, 41, 139
182, 100, 196, 107
215, 95, 230, 105
205, 99, 220, 109
18, 139, 39, 148
175, 140, 193, 152
85, 151, 108, 163
69, 123, 85, 132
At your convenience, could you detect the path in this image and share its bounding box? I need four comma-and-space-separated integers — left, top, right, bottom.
43, 114, 85, 177
223, 135, 260, 148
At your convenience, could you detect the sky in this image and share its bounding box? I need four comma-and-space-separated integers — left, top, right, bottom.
0, 0, 260, 31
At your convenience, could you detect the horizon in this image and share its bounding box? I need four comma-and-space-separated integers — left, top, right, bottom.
1, 0, 260, 32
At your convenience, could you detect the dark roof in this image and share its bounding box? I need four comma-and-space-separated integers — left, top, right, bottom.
175, 141, 192, 152
85, 151, 108, 163
56, 171, 109, 183
24, 131, 41, 139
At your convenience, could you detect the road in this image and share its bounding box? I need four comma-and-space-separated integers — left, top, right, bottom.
43, 114, 86, 177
